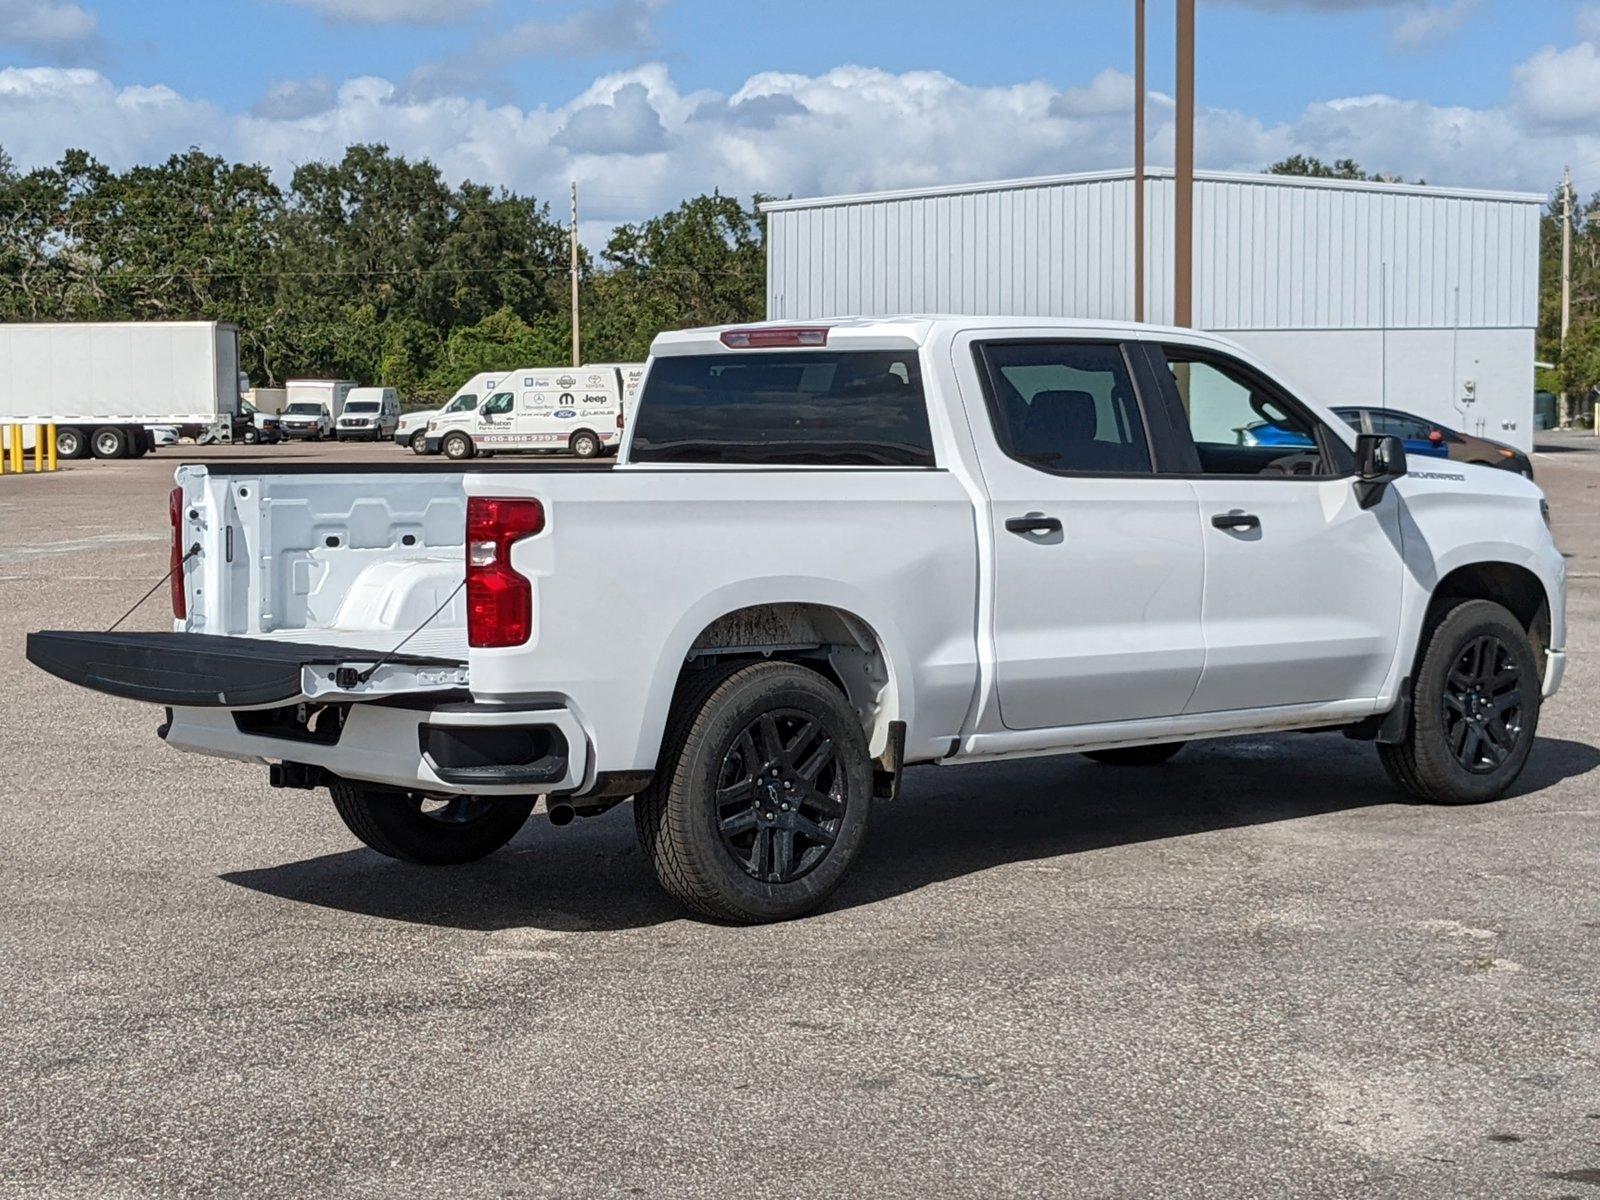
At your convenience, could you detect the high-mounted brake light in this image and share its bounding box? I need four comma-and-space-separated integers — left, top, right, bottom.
169, 486, 186, 620
719, 327, 829, 349
466, 496, 545, 648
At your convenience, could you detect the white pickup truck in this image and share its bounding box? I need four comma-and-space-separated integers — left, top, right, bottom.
28, 317, 1566, 923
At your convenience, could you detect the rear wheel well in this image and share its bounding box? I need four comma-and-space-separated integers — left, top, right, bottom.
674, 603, 895, 762
1426, 562, 1550, 669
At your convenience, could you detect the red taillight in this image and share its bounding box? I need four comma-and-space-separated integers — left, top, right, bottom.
616, 411, 625, 429
169, 486, 186, 620
466, 497, 544, 648
719, 327, 829, 349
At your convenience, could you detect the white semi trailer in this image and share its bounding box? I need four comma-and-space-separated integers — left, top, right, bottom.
0, 321, 247, 459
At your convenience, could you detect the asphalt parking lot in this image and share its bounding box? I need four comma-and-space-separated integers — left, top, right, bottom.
2, 433, 1597, 1198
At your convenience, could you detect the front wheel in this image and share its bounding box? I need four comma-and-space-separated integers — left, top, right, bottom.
442, 431, 475, 460
409, 430, 428, 455
1378, 599, 1540, 804
569, 430, 601, 459
331, 782, 534, 864
1082, 741, 1186, 766
634, 661, 873, 923
241, 426, 259, 445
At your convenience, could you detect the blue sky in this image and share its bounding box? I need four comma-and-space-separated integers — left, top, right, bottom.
2, 1, 1598, 230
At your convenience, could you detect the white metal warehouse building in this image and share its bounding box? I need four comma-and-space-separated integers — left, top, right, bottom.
762, 168, 1543, 450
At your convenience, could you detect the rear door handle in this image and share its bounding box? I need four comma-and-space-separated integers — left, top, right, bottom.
1005, 515, 1062, 536
1210, 510, 1260, 532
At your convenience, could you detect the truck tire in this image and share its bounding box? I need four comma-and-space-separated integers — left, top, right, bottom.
634, 661, 873, 923
1082, 741, 1186, 766
241, 425, 259, 445
443, 431, 475, 461
410, 430, 428, 455
1377, 599, 1540, 804
330, 781, 535, 865
91, 426, 129, 459
569, 430, 601, 459
55, 427, 89, 459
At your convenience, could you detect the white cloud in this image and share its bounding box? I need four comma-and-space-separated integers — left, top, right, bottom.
1390, 0, 1483, 51
2, 48, 1590, 236
274, 0, 490, 26
1580, 4, 1600, 42
1511, 41, 1600, 128
0, 0, 98, 60
497, 0, 664, 57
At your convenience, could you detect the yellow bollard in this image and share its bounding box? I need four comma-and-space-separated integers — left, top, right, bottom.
32, 424, 43, 473
0, 427, 7, 476
9, 427, 20, 474
46, 423, 57, 472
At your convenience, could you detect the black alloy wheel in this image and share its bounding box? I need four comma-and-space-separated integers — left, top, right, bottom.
1441, 634, 1524, 774
715, 709, 846, 884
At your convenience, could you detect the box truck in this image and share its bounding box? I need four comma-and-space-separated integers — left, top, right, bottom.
279, 380, 357, 441
0, 321, 247, 459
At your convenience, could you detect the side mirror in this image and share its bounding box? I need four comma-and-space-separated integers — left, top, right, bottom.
1355, 433, 1406, 508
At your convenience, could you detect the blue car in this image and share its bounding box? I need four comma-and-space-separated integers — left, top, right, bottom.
1243, 406, 1530, 476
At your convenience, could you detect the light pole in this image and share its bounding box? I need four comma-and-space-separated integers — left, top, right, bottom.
1174, 0, 1195, 328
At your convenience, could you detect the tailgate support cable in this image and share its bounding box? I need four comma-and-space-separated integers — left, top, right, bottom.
107, 543, 201, 633
351, 580, 466, 686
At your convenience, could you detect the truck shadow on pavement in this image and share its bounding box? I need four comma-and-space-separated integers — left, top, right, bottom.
220, 732, 1600, 933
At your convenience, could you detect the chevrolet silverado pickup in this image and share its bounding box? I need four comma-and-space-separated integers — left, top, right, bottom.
28, 318, 1567, 923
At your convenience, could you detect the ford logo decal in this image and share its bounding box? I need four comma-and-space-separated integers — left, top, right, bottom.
553, 409, 576, 418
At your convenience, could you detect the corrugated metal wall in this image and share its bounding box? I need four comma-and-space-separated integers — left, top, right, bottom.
765, 170, 1541, 333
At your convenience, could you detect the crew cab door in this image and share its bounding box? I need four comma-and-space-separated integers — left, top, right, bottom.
957, 334, 1207, 730
1144, 343, 1403, 713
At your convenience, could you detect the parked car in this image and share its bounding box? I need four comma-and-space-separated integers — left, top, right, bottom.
335, 388, 399, 441
1244, 406, 1532, 477
425, 366, 636, 460
28, 318, 1566, 925
278, 401, 333, 440
144, 425, 179, 447
239, 400, 281, 445
395, 371, 508, 454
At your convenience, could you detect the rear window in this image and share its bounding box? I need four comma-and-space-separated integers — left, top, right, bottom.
629, 351, 935, 466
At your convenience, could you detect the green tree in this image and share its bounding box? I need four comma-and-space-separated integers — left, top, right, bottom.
588, 192, 767, 361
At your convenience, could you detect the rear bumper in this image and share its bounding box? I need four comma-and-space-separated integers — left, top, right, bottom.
164, 698, 589, 797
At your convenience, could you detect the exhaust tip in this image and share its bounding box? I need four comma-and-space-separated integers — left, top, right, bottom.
547, 802, 575, 827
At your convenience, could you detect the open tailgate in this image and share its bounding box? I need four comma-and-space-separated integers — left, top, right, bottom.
26, 630, 467, 708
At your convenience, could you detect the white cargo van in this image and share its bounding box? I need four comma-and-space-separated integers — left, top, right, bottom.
394, 370, 507, 454
424, 365, 641, 460
280, 380, 357, 441
335, 387, 399, 441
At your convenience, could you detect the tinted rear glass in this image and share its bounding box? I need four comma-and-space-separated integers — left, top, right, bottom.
630, 351, 935, 466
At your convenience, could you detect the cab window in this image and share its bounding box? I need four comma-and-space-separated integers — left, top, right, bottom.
481, 392, 514, 416
1153, 347, 1350, 478
974, 341, 1153, 475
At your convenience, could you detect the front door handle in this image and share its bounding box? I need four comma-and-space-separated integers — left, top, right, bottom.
1005, 515, 1063, 536
1211, 510, 1260, 532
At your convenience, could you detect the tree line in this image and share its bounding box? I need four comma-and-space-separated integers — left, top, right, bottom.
0, 142, 766, 407
0, 144, 1590, 419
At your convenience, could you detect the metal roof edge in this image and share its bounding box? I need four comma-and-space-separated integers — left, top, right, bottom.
759, 167, 1545, 213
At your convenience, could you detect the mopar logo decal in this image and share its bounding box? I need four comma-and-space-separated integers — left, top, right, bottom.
553, 409, 576, 419
559, 392, 575, 404
557, 375, 576, 388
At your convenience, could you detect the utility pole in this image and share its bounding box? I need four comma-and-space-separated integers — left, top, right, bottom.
1133, 0, 1146, 323
570, 180, 581, 368
1560, 165, 1572, 428
1173, 0, 1195, 327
